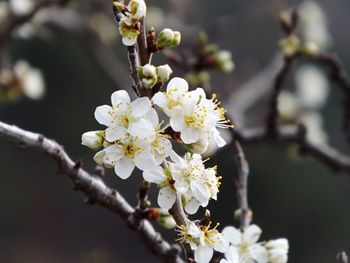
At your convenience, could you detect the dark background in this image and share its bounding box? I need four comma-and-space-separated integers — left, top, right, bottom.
1, 0, 350, 262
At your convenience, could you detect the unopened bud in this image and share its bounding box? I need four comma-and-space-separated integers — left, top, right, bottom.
156, 64, 173, 82
138, 64, 158, 88
214, 50, 235, 73
157, 29, 181, 48
82, 131, 104, 149
157, 209, 176, 229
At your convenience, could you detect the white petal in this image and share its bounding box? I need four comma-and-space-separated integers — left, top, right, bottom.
103, 144, 124, 164
114, 157, 135, 179
158, 186, 176, 210
135, 151, 156, 171
142, 166, 166, 184
144, 108, 159, 127
111, 90, 130, 106
213, 129, 226, 147
249, 244, 269, 263
152, 92, 168, 109
131, 97, 152, 117
192, 183, 210, 204
167, 77, 189, 93
105, 127, 127, 142
265, 239, 289, 251
194, 246, 214, 263
224, 246, 239, 263
128, 118, 154, 138
170, 115, 185, 132
180, 127, 201, 144
94, 105, 113, 126
212, 234, 229, 253
243, 224, 262, 245
184, 198, 201, 214
122, 36, 137, 46
222, 226, 241, 246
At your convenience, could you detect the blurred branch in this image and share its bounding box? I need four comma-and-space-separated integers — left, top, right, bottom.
232, 124, 350, 174
0, 120, 184, 263
0, 0, 69, 45
337, 251, 349, 263
233, 140, 251, 229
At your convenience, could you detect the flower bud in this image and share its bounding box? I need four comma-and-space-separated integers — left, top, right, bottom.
82, 131, 104, 149
128, 0, 146, 20
156, 64, 173, 82
157, 209, 176, 229
157, 28, 174, 46
137, 64, 158, 88
170, 31, 181, 47
156, 28, 181, 48
190, 136, 209, 154
214, 50, 235, 73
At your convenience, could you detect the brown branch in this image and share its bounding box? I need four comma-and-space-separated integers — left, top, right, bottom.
232, 140, 251, 229
232, 124, 350, 174
0, 0, 69, 45
0, 120, 184, 263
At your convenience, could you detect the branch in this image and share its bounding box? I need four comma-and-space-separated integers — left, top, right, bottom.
0, 0, 69, 45
0, 120, 184, 263
232, 124, 350, 174
232, 140, 251, 229
337, 251, 349, 263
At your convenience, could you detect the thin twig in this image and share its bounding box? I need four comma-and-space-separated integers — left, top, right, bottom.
233, 140, 251, 229
0, 120, 184, 263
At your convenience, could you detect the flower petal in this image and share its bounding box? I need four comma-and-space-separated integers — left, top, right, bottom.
184, 198, 201, 214
167, 77, 189, 93
243, 224, 262, 245
105, 127, 127, 142
94, 105, 113, 126
152, 92, 167, 109
142, 166, 166, 184
111, 90, 130, 106
131, 97, 151, 117
249, 244, 269, 263
128, 118, 154, 138
180, 127, 201, 144
222, 226, 241, 246
194, 246, 214, 263
114, 157, 135, 179
224, 246, 239, 263
213, 129, 226, 147
158, 186, 176, 210
135, 151, 156, 171
144, 108, 159, 127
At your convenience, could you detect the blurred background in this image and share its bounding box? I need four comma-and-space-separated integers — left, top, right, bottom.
1, 0, 350, 262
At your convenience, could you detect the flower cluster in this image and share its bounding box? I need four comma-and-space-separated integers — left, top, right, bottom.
114, 0, 146, 46
177, 221, 228, 263
153, 77, 232, 150
0, 60, 45, 101
221, 225, 289, 263
143, 153, 220, 214
82, 77, 231, 180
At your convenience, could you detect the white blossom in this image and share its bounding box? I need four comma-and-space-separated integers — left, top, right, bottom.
222, 225, 289, 263
94, 135, 156, 179
14, 60, 45, 100
10, 0, 34, 15
81, 131, 104, 149
154, 78, 231, 146
278, 91, 300, 119
299, 0, 332, 49
127, 0, 146, 21
169, 153, 221, 214
94, 90, 155, 141
265, 239, 289, 263
178, 221, 228, 263
222, 225, 269, 263
156, 64, 173, 82
143, 166, 177, 209
295, 65, 329, 110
